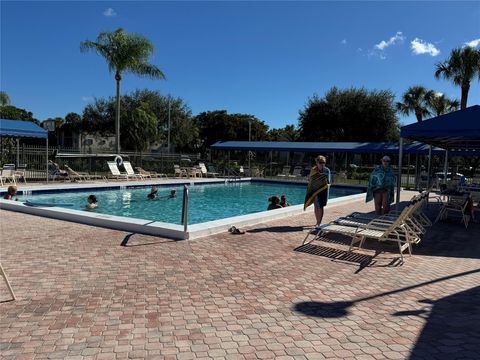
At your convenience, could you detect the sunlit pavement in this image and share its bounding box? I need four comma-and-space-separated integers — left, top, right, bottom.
1, 190, 479, 360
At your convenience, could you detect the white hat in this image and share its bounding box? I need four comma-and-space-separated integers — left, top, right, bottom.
382, 156, 391, 161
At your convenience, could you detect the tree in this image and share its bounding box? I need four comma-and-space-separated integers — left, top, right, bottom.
80, 28, 165, 153
435, 46, 480, 109
396, 86, 432, 122
122, 103, 159, 152
195, 110, 269, 154
268, 125, 300, 142
425, 93, 460, 117
0, 91, 10, 106
299, 87, 400, 142
0, 105, 39, 124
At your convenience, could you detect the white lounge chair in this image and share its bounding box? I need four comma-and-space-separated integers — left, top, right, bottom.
0, 165, 16, 186
174, 165, 188, 178
107, 161, 129, 180
277, 166, 291, 177
123, 161, 145, 180
135, 167, 167, 178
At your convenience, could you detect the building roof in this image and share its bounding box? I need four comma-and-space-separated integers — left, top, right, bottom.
0, 119, 48, 139
400, 105, 480, 150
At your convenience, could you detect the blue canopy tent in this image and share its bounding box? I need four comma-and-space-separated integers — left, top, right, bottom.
398, 105, 480, 204
0, 119, 49, 182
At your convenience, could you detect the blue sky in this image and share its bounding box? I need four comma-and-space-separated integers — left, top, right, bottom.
1, 1, 479, 129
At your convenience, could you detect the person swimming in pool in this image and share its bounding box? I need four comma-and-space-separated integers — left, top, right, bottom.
169, 189, 176, 198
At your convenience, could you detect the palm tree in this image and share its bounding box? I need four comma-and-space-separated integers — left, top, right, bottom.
425, 92, 460, 117
80, 28, 165, 153
0, 91, 10, 106
434, 46, 480, 109
396, 86, 432, 122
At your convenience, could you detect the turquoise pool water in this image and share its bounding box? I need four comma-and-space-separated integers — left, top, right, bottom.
19, 182, 364, 225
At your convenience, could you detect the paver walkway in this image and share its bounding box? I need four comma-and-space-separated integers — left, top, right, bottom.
1, 190, 479, 360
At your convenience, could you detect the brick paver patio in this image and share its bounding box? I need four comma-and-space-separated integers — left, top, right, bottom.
1, 190, 479, 359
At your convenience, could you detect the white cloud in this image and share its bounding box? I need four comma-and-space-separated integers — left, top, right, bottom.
374, 31, 405, 50
464, 38, 480, 48
341, 39, 347, 45
410, 38, 440, 56
103, 8, 117, 17
81, 96, 94, 102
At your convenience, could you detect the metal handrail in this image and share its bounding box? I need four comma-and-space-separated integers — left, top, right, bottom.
181, 185, 189, 234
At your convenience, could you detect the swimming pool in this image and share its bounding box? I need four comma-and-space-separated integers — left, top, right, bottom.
16, 181, 364, 225
1, 179, 366, 239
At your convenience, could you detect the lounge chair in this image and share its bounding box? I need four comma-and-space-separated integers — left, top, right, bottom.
198, 163, 218, 178
107, 161, 129, 180
314, 205, 416, 261
48, 161, 69, 181
207, 165, 220, 177
135, 167, 167, 178
0, 262, 16, 301
277, 166, 291, 177
289, 166, 303, 177
64, 165, 88, 182
122, 161, 145, 180
174, 165, 188, 178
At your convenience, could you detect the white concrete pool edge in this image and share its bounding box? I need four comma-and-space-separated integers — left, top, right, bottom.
0, 191, 366, 240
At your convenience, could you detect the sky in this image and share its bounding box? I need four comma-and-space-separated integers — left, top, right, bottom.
1, 1, 480, 129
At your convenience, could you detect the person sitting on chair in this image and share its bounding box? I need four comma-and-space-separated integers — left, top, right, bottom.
48, 160, 68, 179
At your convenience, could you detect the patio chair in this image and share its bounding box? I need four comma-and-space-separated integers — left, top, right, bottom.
14, 164, 27, 184
277, 165, 291, 177
174, 165, 188, 178
0, 165, 16, 186
122, 161, 145, 180
107, 161, 129, 180
187, 166, 202, 178
435, 194, 470, 229
207, 165, 220, 177
135, 167, 167, 178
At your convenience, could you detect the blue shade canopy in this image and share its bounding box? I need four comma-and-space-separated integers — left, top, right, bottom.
211, 141, 446, 155
400, 105, 480, 150
0, 119, 48, 139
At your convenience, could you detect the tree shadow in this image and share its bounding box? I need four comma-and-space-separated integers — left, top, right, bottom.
394, 286, 480, 359
293, 269, 480, 321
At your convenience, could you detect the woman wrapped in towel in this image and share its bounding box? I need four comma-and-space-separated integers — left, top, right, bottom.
366, 155, 396, 215
304, 155, 331, 230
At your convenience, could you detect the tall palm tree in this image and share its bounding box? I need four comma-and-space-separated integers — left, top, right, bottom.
425, 92, 460, 117
81, 28, 165, 153
434, 46, 480, 109
396, 86, 432, 122
0, 91, 10, 106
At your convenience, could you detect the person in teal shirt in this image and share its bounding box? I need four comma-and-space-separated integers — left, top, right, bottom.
366, 156, 396, 214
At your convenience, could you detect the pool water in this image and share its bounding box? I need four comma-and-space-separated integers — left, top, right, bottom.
19, 182, 364, 225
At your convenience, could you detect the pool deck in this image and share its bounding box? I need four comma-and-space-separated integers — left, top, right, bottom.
1, 189, 479, 359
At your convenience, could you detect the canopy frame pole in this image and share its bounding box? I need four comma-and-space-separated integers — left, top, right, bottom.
443, 149, 448, 185
16, 138, 20, 168
426, 145, 432, 189
46, 138, 49, 183
396, 138, 403, 207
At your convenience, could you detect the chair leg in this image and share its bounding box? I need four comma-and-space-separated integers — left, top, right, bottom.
0, 263, 16, 301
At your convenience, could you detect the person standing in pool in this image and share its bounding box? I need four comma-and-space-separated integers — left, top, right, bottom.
86, 195, 97, 209
304, 155, 331, 230
147, 186, 158, 200
169, 189, 176, 198
3, 186, 18, 200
